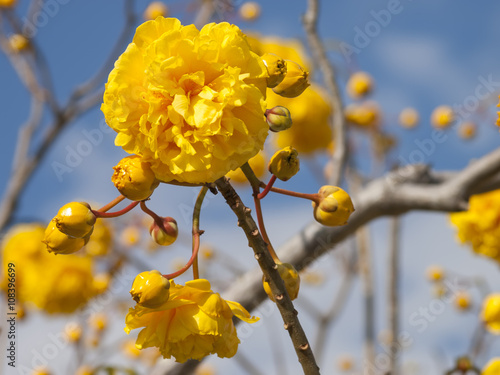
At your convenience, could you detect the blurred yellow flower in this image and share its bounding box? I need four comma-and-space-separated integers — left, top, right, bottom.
9, 34, 29, 52
426, 265, 444, 282
226, 151, 266, 183
430, 105, 454, 129
1, 224, 102, 314
102, 18, 268, 184
125, 278, 258, 362
122, 339, 142, 358
75, 366, 93, 375
482, 358, 500, 375
143, 2, 168, 20
31, 367, 51, 375
85, 219, 113, 256
454, 291, 471, 311
239, 1, 261, 21
450, 190, 500, 264
345, 101, 380, 129
0, 0, 16, 7
64, 322, 83, 343
481, 293, 500, 334
263, 262, 300, 302
89, 312, 108, 331
458, 121, 476, 139
398, 107, 419, 129
120, 225, 141, 247
346, 71, 373, 99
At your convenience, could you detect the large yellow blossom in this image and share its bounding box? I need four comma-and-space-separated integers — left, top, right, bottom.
481, 294, 500, 334
1, 224, 102, 314
482, 358, 500, 375
450, 190, 500, 264
102, 18, 269, 184
125, 278, 258, 362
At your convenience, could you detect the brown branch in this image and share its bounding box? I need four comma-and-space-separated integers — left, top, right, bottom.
215, 177, 320, 375
303, 0, 347, 186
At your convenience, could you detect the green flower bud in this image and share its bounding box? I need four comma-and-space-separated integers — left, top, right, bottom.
266, 106, 293, 132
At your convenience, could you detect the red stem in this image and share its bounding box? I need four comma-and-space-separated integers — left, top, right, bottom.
164, 234, 201, 279
92, 200, 139, 218
139, 201, 165, 232
268, 186, 321, 205
96, 195, 126, 213
257, 175, 277, 200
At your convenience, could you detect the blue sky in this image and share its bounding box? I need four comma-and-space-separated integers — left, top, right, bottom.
1, 1, 500, 374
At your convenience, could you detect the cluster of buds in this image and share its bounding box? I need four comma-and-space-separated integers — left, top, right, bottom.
43, 202, 96, 254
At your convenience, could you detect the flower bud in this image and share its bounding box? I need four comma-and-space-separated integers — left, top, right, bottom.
430, 105, 454, 129
458, 121, 476, 139
454, 291, 471, 311
9, 34, 29, 52
143, 1, 168, 20
239, 1, 261, 21
426, 265, 444, 282
312, 186, 354, 226
261, 53, 287, 88
266, 106, 292, 132
268, 146, 299, 181
149, 217, 178, 246
272, 60, 310, 98
64, 322, 82, 343
263, 262, 300, 302
53, 202, 96, 238
346, 71, 373, 99
398, 107, 419, 129
130, 270, 170, 308
112, 155, 160, 201
43, 222, 91, 255
481, 293, 500, 334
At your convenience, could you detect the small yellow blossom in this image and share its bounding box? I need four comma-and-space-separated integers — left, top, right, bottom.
53, 202, 96, 238
239, 2, 261, 21
9, 34, 29, 52
272, 60, 309, 98
426, 265, 444, 282
130, 270, 170, 308
120, 225, 141, 247
102, 18, 269, 184
312, 186, 355, 226
345, 101, 380, 129
112, 155, 159, 201
481, 293, 500, 334
337, 354, 355, 372
450, 190, 500, 265
458, 122, 476, 139
64, 322, 82, 343
346, 71, 373, 99
89, 313, 108, 331
263, 262, 300, 302
398, 107, 419, 129
125, 278, 259, 362
268, 146, 299, 181
149, 217, 178, 246
482, 358, 500, 375
431, 105, 454, 129
226, 151, 267, 183
261, 53, 287, 88
143, 2, 168, 20
201, 245, 216, 260
122, 339, 142, 358
92, 273, 111, 294
455, 291, 471, 311
85, 219, 113, 256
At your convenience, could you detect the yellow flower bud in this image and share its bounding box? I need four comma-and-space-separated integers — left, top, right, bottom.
481, 293, 500, 334
112, 155, 160, 201
398, 107, 419, 129
239, 1, 261, 21
53, 202, 96, 238
455, 291, 471, 311
346, 71, 373, 99
431, 105, 454, 129
312, 186, 355, 226
262, 53, 287, 88
43, 222, 91, 255
272, 60, 310, 98
89, 313, 107, 331
266, 106, 293, 132
482, 358, 500, 375
149, 217, 178, 246
143, 1, 168, 20
263, 262, 300, 302
268, 146, 300, 181
458, 121, 476, 139
130, 270, 170, 308
9, 34, 29, 52
426, 265, 444, 282
64, 322, 82, 343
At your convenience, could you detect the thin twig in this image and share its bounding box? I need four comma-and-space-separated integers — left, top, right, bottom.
303, 0, 348, 186
388, 215, 401, 375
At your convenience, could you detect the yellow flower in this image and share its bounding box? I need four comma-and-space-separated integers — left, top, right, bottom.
85, 219, 113, 256
1, 224, 100, 314
431, 105, 454, 129
337, 354, 355, 372
482, 358, 500, 375
481, 293, 500, 334
263, 262, 300, 302
398, 107, 419, 129
122, 339, 142, 358
130, 270, 170, 308
312, 186, 355, 226
143, 2, 168, 20
261, 53, 287, 88
112, 155, 160, 201
272, 60, 310, 98
125, 278, 259, 362
75, 366, 93, 375
9, 34, 29, 52
268, 146, 300, 181
89, 313, 108, 331
455, 291, 471, 311
226, 151, 266, 183
346, 71, 373, 99
270, 84, 332, 153
53, 202, 96, 238
458, 121, 476, 139
426, 265, 444, 282
0, 0, 16, 7
64, 322, 82, 343
102, 18, 269, 184
450, 190, 500, 265
345, 101, 380, 129
239, 2, 261, 21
